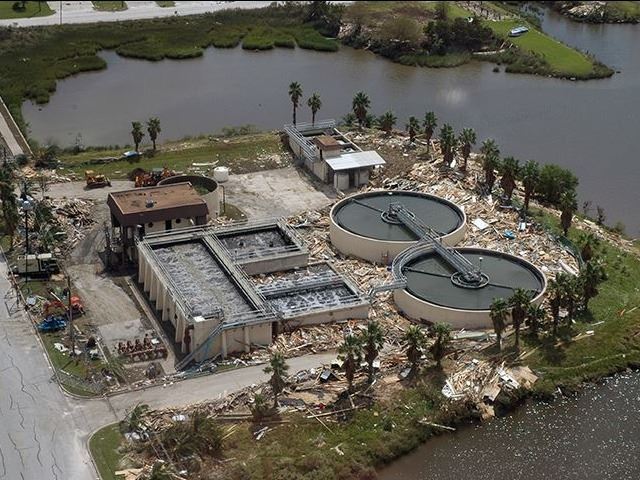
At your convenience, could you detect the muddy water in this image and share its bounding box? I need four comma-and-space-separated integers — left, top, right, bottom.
379, 372, 640, 480
22, 14, 640, 235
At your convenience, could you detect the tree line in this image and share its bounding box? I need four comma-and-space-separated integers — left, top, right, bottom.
286, 83, 590, 236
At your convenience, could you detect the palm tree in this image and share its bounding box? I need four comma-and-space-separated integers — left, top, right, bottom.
508, 288, 530, 352
581, 260, 607, 309
490, 298, 508, 351
377, 111, 397, 135
457, 128, 476, 171
520, 160, 540, 212
500, 156, 520, 202
422, 111, 437, 153
362, 320, 385, 383
338, 333, 363, 392
548, 278, 562, 336
307, 93, 322, 125
146, 117, 161, 151
131, 121, 145, 152
288, 81, 303, 125
404, 325, 426, 376
429, 323, 451, 368
406, 116, 420, 143
352, 91, 371, 128
480, 139, 500, 191
560, 190, 577, 236
438, 123, 457, 166
561, 273, 581, 322
526, 304, 546, 337
578, 232, 599, 263
263, 352, 289, 408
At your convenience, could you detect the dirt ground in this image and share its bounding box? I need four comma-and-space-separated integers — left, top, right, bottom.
218, 167, 336, 218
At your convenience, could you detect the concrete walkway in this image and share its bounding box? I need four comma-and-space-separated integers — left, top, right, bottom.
0, 96, 28, 157
0, 1, 274, 27
0, 250, 335, 479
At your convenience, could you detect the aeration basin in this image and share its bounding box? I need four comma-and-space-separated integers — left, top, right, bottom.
394, 247, 546, 329
330, 190, 466, 263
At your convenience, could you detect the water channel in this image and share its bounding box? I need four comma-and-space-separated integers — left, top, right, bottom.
379, 372, 640, 480
22, 11, 639, 235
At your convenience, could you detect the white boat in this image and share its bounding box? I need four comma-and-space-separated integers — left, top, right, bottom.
509, 26, 529, 37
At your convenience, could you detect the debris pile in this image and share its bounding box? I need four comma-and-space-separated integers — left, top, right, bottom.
442, 359, 538, 419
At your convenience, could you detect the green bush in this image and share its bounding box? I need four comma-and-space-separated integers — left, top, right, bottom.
537, 164, 579, 206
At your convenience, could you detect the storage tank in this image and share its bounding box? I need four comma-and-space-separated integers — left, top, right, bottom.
158, 175, 220, 218
213, 166, 229, 183
393, 245, 547, 329
329, 190, 467, 264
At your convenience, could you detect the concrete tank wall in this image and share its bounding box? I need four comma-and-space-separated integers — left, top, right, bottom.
329, 191, 467, 265
393, 249, 547, 330
158, 175, 220, 218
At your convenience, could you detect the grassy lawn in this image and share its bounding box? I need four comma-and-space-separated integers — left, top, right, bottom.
606, 1, 640, 20
156, 1, 175, 7
488, 19, 595, 77
57, 133, 286, 180
90, 424, 125, 480
0, 1, 54, 19
92, 1, 128, 11
346, 1, 471, 22
523, 210, 640, 393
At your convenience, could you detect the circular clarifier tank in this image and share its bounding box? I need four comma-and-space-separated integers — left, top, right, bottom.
330, 190, 467, 263
394, 247, 547, 329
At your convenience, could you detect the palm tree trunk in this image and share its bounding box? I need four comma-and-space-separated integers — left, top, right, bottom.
292, 105, 297, 125
152, 139, 156, 151
496, 333, 502, 351
312, 111, 315, 126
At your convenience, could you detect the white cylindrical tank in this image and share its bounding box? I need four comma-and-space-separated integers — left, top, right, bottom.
213, 166, 230, 183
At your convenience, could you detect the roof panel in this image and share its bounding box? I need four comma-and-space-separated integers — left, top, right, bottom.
325, 151, 386, 171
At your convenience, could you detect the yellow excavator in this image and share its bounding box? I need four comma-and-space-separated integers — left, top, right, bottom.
85, 170, 111, 189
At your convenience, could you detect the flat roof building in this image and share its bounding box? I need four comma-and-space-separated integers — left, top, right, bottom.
107, 183, 209, 264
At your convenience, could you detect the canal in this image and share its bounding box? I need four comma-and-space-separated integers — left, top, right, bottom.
22, 10, 639, 235
379, 372, 640, 480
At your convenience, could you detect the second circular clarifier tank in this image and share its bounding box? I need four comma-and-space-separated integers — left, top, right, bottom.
393, 246, 547, 329
330, 190, 467, 263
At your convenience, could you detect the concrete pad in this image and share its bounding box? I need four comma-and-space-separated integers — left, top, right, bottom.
225, 167, 335, 218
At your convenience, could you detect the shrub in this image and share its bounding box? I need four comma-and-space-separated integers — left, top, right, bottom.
537, 164, 579, 206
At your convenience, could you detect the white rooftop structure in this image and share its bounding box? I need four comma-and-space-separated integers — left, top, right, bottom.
284, 119, 386, 191
325, 150, 386, 171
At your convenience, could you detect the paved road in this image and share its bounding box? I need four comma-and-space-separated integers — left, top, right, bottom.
0, 1, 275, 28
0, 252, 335, 479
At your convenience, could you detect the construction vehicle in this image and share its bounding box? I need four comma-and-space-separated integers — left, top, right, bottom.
134, 167, 176, 188
12, 253, 60, 277
43, 296, 85, 317
85, 170, 111, 188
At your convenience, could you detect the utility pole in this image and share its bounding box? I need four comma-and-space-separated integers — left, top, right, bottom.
59, 1, 62, 25
67, 273, 74, 356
